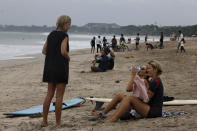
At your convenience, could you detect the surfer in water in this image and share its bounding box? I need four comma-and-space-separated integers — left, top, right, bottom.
42, 15, 71, 126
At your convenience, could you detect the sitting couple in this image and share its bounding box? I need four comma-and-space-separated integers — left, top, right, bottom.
91, 60, 163, 122
91, 47, 115, 72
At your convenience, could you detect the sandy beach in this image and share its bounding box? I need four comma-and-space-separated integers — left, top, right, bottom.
0, 39, 197, 131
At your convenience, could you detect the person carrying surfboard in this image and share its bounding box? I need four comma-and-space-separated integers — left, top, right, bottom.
91, 60, 164, 122
42, 15, 71, 126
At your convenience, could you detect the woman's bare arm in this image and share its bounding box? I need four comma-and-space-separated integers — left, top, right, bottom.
42, 41, 48, 55
147, 90, 154, 100
126, 68, 137, 92
61, 37, 70, 61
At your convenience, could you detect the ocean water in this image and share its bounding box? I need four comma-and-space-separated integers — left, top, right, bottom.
0, 32, 95, 60
0, 31, 166, 60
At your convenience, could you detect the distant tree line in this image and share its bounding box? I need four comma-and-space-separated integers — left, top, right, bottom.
0, 24, 197, 36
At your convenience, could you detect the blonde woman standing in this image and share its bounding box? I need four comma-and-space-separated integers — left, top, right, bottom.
42, 15, 71, 126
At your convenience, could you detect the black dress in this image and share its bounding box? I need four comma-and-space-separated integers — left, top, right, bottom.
43, 31, 69, 84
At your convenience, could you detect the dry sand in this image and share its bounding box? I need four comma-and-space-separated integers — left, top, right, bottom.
0, 39, 197, 131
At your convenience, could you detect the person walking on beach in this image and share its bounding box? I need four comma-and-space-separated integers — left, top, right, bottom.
180, 38, 186, 53
102, 37, 107, 48
159, 32, 164, 49
111, 35, 117, 50
145, 34, 148, 43
177, 30, 184, 52
42, 15, 71, 126
120, 34, 126, 45
135, 33, 140, 50
96, 36, 102, 53
90, 36, 96, 53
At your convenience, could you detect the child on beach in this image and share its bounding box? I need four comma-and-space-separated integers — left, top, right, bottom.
180, 38, 186, 53
177, 30, 184, 52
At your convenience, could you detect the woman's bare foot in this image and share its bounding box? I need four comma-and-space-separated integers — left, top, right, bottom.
41, 122, 48, 127
56, 123, 61, 126
104, 116, 117, 122
91, 110, 101, 116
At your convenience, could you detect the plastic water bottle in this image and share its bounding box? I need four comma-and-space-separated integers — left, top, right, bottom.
129, 65, 141, 72
129, 65, 133, 72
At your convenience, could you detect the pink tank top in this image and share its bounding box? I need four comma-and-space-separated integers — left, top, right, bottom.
131, 75, 149, 103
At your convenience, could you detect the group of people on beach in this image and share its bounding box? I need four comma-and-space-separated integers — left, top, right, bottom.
90, 35, 120, 54
41, 14, 164, 126
145, 30, 186, 53
90, 33, 142, 53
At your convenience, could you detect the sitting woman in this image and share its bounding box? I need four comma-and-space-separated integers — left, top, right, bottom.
92, 64, 149, 117
92, 60, 163, 122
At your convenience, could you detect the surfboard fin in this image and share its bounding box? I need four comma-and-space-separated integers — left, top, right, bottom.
52, 102, 68, 106
94, 102, 104, 110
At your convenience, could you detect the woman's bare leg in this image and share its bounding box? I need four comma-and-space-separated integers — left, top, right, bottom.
55, 83, 66, 125
103, 93, 125, 114
92, 93, 125, 116
43, 83, 56, 126
107, 96, 150, 122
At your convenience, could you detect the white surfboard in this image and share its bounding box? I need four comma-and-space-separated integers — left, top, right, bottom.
85, 97, 197, 106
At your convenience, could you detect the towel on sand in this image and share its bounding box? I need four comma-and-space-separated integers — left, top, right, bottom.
120, 110, 188, 120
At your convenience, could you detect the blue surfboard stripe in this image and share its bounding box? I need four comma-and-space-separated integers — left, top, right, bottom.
4, 98, 84, 116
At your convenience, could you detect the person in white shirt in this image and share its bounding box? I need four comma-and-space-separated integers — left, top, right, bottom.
96, 36, 102, 53
180, 38, 186, 53
177, 30, 184, 52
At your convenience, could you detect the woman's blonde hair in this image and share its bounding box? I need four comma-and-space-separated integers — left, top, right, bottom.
56, 15, 71, 29
148, 60, 162, 76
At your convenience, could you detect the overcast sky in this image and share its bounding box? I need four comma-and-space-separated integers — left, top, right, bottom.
0, 0, 196, 26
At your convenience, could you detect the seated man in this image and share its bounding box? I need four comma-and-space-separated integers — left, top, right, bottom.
91, 49, 109, 72
105, 47, 115, 70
